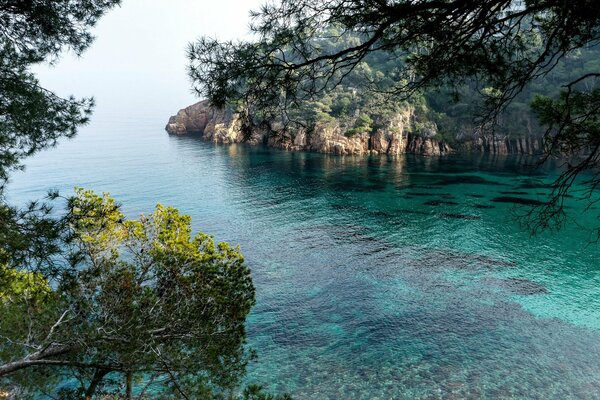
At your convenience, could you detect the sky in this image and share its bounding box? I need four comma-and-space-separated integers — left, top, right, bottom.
35, 0, 263, 122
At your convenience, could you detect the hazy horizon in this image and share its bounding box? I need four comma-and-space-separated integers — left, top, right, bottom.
35, 0, 263, 123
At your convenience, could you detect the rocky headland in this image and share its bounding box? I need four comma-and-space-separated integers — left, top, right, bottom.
165, 100, 544, 157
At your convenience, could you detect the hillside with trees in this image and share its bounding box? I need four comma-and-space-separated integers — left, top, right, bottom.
187, 0, 600, 229
183, 25, 600, 157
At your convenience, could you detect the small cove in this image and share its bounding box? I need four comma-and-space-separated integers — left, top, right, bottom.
8, 119, 600, 399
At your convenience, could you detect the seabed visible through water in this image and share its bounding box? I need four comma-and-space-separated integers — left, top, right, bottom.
9, 123, 600, 399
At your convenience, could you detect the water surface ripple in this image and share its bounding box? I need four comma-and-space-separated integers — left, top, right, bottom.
7, 120, 600, 399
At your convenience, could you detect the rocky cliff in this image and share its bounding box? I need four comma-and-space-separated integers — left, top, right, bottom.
166, 101, 542, 156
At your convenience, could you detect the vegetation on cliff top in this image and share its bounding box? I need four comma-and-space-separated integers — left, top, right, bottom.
190, 22, 600, 145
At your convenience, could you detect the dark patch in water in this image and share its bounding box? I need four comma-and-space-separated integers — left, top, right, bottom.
398, 209, 431, 216
414, 250, 516, 269
368, 210, 394, 218
473, 204, 495, 209
489, 277, 548, 295
406, 192, 452, 197
439, 212, 481, 220
424, 200, 460, 206
347, 231, 378, 242
469, 194, 485, 198
517, 180, 550, 189
357, 244, 396, 257
332, 181, 387, 193
491, 196, 547, 206
500, 191, 529, 195
410, 184, 438, 189
433, 176, 505, 186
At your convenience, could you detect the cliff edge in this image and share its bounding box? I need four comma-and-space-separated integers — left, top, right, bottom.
166, 101, 543, 156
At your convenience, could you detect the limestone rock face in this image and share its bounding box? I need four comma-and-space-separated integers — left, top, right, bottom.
306, 123, 370, 155
166, 100, 256, 144
166, 101, 543, 157
203, 108, 243, 144
165, 101, 452, 156
406, 133, 452, 156
165, 100, 211, 135
464, 135, 545, 155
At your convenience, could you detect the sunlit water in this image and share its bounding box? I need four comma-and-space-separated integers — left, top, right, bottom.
7, 115, 600, 399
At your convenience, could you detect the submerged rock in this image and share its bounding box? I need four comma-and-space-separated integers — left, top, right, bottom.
491, 196, 547, 206
473, 204, 495, 209
490, 277, 549, 295
406, 192, 452, 197
397, 208, 431, 216
500, 191, 529, 195
368, 210, 394, 218
414, 250, 516, 269
516, 179, 551, 189
433, 175, 504, 186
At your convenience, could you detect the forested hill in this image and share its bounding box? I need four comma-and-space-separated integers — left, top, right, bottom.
168, 28, 600, 156
283, 27, 600, 143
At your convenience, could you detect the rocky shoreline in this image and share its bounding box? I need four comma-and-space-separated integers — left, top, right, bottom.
165, 100, 544, 157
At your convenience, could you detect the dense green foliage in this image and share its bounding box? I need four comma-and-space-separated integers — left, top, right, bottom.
224, 26, 600, 145
190, 17, 600, 143
0, 5, 122, 371
425, 45, 600, 141
189, 0, 600, 121
0, 189, 261, 398
0, 2, 292, 398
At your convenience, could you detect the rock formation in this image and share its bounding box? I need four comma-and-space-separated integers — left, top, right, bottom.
166, 100, 544, 157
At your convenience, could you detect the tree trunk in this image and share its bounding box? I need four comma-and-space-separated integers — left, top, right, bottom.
126, 371, 133, 399
85, 368, 110, 400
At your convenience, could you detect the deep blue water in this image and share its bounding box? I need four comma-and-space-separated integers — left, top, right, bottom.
7, 115, 600, 399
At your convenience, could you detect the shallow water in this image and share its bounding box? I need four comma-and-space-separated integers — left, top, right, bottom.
7, 116, 600, 399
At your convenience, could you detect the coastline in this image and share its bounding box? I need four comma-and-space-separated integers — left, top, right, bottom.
166, 100, 546, 158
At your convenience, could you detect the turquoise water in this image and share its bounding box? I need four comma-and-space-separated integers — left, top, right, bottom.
7, 116, 600, 399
